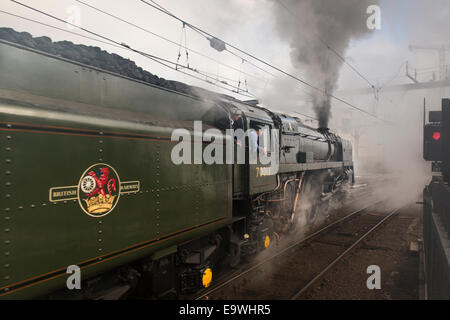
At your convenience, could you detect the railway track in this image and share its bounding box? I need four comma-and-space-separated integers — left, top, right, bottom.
290, 206, 400, 299
194, 197, 400, 300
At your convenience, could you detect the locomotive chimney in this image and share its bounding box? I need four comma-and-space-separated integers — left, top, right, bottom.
318, 127, 330, 134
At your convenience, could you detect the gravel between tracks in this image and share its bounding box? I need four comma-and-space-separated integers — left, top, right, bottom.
304, 203, 422, 300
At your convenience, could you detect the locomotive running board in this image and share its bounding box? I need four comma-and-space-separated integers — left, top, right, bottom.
279, 161, 353, 173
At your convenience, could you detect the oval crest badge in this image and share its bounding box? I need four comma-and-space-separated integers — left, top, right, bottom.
77, 163, 121, 217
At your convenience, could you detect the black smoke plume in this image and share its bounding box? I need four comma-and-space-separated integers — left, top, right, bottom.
272, 0, 379, 127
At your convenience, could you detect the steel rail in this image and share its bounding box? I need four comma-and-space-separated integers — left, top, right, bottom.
290, 207, 401, 300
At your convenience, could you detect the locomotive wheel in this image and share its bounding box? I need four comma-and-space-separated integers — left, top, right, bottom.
301, 175, 322, 225
283, 182, 296, 214
228, 242, 241, 268
283, 182, 298, 233
319, 198, 330, 218
306, 203, 319, 224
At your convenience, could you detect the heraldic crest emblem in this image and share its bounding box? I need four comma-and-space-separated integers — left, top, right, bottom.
77, 163, 121, 217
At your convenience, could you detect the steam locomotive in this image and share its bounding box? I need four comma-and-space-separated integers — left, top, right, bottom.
0, 37, 353, 299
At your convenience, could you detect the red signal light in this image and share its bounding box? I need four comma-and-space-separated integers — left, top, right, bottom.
432, 131, 441, 141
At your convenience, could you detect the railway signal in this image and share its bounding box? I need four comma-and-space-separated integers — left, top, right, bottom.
423, 108, 442, 162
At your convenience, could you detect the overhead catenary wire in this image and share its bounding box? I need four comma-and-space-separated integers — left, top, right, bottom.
378, 61, 407, 92
8, 1, 255, 99
0, 10, 129, 51
139, 0, 383, 121
8, 1, 179, 66
140, 0, 276, 78
0, 9, 264, 95
0, 8, 252, 95
74, 0, 268, 85
175, 22, 189, 70
292, 111, 318, 121
221, 46, 277, 77
189, 68, 266, 92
